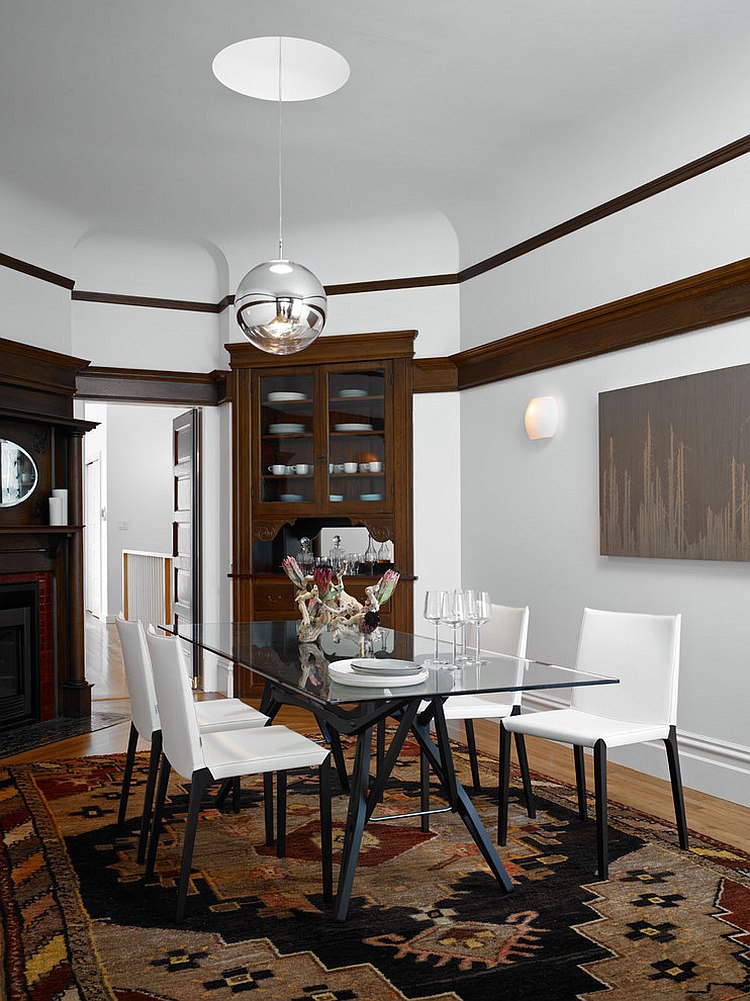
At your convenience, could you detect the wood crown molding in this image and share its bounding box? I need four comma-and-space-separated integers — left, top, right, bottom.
0, 335, 90, 401
226, 329, 417, 369
71, 289, 223, 313
57, 254, 750, 402
75, 366, 227, 406
453, 256, 750, 389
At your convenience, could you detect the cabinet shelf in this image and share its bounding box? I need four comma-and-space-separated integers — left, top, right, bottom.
329, 472, 385, 478
329, 430, 384, 437
262, 432, 313, 440
329, 395, 384, 404
263, 474, 314, 479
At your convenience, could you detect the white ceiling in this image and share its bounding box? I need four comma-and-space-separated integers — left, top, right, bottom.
1, 0, 749, 244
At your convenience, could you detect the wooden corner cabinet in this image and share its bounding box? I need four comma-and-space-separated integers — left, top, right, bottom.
228, 331, 416, 654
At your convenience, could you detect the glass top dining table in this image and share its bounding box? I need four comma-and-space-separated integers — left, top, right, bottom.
170, 619, 619, 921
171, 618, 618, 707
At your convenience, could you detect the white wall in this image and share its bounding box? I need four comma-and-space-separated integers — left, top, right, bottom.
103, 403, 186, 617
460, 322, 750, 806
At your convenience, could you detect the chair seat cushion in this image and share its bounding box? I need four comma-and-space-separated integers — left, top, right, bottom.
441, 695, 515, 721
195, 699, 268, 733
202, 725, 329, 780
502, 707, 670, 748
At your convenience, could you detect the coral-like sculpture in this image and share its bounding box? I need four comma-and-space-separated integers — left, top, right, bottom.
282, 556, 400, 648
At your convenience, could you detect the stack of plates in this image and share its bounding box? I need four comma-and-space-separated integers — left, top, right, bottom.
267, 391, 308, 402
334, 422, 373, 432
329, 494, 344, 502
359, 492, 382, 501
280, 493, 303, 502
329, 658, 429, 688
339, 388, 368, 398
268, 422, 305, 434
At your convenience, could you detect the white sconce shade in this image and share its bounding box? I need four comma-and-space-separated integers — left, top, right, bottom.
524, 396, 559, 440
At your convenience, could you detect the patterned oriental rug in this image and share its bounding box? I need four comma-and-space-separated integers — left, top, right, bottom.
1, 735, 749, 1001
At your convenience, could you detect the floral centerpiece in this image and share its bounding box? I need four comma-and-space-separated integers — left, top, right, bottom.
282, 556, 400, 652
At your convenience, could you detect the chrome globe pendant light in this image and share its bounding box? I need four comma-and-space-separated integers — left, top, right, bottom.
233, 38, 327, 354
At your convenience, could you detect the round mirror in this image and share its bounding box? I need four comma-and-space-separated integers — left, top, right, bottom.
0, 439, 39, 508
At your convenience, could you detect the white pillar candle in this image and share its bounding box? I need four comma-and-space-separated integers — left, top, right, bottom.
51, 488, 68, 524
49, 496, 64, 526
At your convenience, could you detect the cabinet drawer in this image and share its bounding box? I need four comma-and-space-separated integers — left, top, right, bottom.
253, 580, 295, 613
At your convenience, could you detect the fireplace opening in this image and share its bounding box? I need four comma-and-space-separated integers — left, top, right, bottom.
0, 582, 40, 730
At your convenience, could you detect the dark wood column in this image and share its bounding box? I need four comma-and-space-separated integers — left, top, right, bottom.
61, 430, 92, 717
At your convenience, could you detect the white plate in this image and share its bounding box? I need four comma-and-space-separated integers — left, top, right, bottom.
351, 658, 421, 677
267, 391, 308, 402
359, 493, 382, 501
268, 423, 305, 434
280, 493, 303, 502
333, 423, 373, 432
329, 659, 429, 688
329, 494, 344, 502
339, 388, 368, 398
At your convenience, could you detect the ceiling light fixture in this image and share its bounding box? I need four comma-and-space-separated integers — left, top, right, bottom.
213, 37, 349, 355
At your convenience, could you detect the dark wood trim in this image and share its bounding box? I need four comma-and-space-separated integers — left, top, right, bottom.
75, 366, 227, 406
0, 252, 75, 290
71, 289, 222, 313
454, 256, 750, 389
459, 133, 750, 283
412, 357, 459, 393
227, 329, 417, 369
6, 133, 750, 310
325, 273, 459, 296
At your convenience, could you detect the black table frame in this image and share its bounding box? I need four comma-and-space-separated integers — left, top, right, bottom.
259, 680, 514, 921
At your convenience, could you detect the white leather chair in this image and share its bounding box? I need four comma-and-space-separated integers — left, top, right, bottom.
115, 615, 268, 862
145, 628, 332, 920
419, 604, 534, 830
500, 608, 688, 879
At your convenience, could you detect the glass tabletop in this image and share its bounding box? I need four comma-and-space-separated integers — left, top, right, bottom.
170, 620, 619, 707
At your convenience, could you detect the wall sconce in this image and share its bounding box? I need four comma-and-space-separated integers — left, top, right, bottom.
524, 396, 559, 440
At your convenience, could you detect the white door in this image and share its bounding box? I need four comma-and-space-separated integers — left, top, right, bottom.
85, 456, 102, 617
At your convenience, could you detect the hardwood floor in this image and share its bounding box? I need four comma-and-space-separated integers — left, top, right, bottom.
3, 616, 749, 854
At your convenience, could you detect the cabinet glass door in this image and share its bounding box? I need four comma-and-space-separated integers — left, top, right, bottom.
327, 367, 387, 508
259, 373, 315, 505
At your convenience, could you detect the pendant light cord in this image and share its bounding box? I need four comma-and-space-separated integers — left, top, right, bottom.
278, 37, 284, 261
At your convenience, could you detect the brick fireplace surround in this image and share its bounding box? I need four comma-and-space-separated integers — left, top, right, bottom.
0, 571, 55, 721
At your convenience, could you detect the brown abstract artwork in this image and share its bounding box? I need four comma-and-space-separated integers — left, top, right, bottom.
599, 364, 750, 561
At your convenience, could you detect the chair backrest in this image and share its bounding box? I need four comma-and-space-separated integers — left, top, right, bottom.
476, 603, 530, 707
146, 627, 205, 779
115, 614, 160, 739
571, 607, 681, 726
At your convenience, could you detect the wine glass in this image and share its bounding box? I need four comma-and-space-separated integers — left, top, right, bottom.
461, 589, 479, 663
474, 591, 491, 662
443, 590, 467, 666
423, 590, 448, 665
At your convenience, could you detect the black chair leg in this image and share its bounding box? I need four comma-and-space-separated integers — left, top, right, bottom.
175, 769, 211, 922
276, 771, 287, 859
376, 720, 386, 802
319, 757, 333, 905
664, 725, 689, 849
464, 720, 482, 791
137, 730, 162, 864
117, 722, 139, 829
593, 739, 608, 879
573, 744, 588, 821
232, 776, 241, 813
514, 733, 536, 818
145, 757, 171, 877
419, 749, 430, 833
497, 722, 511, 845
263, 772, 274, 845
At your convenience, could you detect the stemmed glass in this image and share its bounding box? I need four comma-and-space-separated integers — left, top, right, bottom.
474, 591, 491, 663
443, 590, 467, 666
461, 590, 479, 663
423, 590, 448, 666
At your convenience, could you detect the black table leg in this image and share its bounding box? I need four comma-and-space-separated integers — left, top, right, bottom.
333, 726, 373, 922
413, 709, 514, 894
365, 701, 420, 822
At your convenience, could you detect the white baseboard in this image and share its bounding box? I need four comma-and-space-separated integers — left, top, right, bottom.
522, 693, 750, 809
